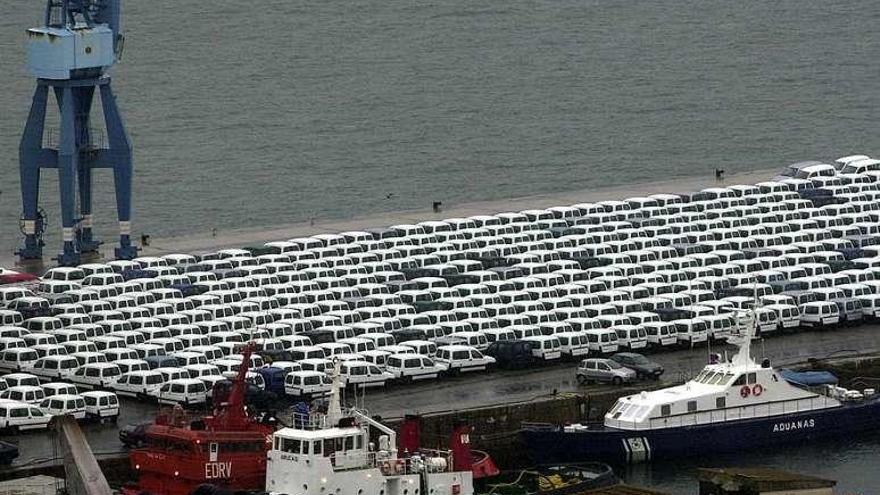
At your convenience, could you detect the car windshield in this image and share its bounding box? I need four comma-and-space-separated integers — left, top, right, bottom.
606, 360, 622, 369
627, 355, 649, 364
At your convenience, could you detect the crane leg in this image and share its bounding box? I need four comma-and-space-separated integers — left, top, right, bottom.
77, 86, 100, 254
18, 84, 48, 261
56, 86, 81, 267
101, 83, 137, 260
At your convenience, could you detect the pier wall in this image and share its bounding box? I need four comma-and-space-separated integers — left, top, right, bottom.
387, 383, 667, 468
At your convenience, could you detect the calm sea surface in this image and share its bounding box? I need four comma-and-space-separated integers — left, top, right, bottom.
0, 0, 879, 489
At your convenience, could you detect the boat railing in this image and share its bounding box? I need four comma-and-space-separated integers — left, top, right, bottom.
328, 448, 455, 475
607, 394, 839, 431
290, 407, 373, 430
288, 412, 331, 430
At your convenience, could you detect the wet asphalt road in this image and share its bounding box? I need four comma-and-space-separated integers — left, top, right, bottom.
5, 324, 880, 467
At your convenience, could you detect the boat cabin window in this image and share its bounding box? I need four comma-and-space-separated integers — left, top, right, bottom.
734, 372, 758, 385
219, 441, 264, 452
694, 370, 734, 385
716, 397, 726, 409
687, 401, 697, 412
660, 404, 671, 417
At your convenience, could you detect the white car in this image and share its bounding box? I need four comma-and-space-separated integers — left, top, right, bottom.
41, 382, 79, 397
4, 373, 40, 388
555, 332, 590, 358
338, 360, 394, 388
0, 348, 40, 373
2, 385, 46, 404
39, 394, 86, 420
611, 326, 648, 351
521, 336, 563, 361
799, 302, 840, 328
0, 400, 52, 432
642, 322, 678, 348
156, 379, 207, 406
81, 391, 120, 421
435, 345, 496, 374
112, 370, 166, 398
71, 363, 122, 389
384, 354, 444, 382
284, 371, 332, 398
31, 356, 81, 381
672, 319, 709, 347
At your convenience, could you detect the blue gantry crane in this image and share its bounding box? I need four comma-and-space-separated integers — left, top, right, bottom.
18, 0, 137, 266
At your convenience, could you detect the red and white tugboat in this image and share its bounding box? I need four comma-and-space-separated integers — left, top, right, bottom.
266, 362, 484, 495
125, 344, 274, 495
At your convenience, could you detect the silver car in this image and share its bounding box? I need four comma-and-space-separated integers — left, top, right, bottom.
576, 358, 637, 385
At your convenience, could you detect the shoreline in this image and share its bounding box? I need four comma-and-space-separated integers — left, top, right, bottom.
5, 167, 778, 268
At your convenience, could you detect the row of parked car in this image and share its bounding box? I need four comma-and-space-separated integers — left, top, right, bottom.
0, 374, 119, 432
0, 154, 879, 407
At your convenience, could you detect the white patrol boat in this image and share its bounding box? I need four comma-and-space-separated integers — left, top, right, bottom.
521, 309, 880, 463
266, 362, 476, 495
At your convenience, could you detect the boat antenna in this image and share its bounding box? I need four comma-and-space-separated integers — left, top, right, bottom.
729, 285, 758, 367
326, 358, 343, 426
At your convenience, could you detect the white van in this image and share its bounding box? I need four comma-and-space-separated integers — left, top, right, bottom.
702, 314, 737, 342
81, 391, 120, 421
642, 322, 678, 348
799, 302, 840, 328
2, 385, 46, 404
284, 371, 332, 398
447, 331, 489, 351
556, 332, 590, 358
0, 348, 40, 373
612, 325, 648, 350
435, 345, 495, 373
522, 336, 563, 361
764, 304, 800, 331
856, 294, 880, 318
39, 394, 87, 420
584, 329, 619, 354
398, 340, 437, 357
672, 319, 709, 346
112, 370, 166, 398
32, 356, 80, 381
71, 363, 121, 389
0, 401, 52, 432
156, 378, 208, 405
385, 354, 444, 381
338, 360, 394, 388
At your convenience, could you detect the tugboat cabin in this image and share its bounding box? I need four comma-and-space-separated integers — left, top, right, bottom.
267, 414, 473, 495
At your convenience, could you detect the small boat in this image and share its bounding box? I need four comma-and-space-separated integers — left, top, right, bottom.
478, 464, 618, 495
521, 308, 880, 464
123, 344, 274, 495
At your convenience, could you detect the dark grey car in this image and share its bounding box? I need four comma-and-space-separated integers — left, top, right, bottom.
610, 352, 664, 380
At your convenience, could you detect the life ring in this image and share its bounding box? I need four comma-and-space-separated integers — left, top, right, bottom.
752, 384, 764, 396
740, 385, 751, 398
